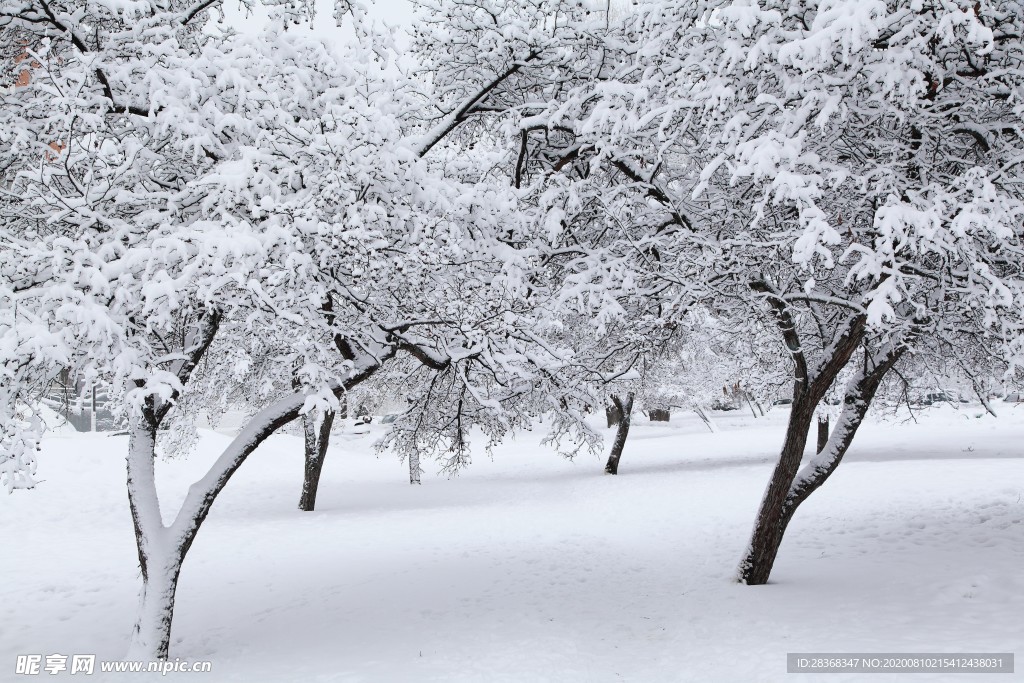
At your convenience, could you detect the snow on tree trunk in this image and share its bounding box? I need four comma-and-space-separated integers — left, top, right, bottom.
409, 449, 422, 485
298, 409, 335, 512
606, 403, 621, 428
744, 392, 759, 418
736, 387, 818, 584
125, 412, 179, 660
120, 355, 384, 658
738, 343, 903, 585
128, 552, 182, 661
604, 393, 634, 475
737, 299, 867, 585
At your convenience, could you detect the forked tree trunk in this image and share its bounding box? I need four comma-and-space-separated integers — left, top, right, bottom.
604, 393, 634, 475
737, 294, 868, 586
738, 344, 902, 585
737, 389, 819, 584
124, 355, 385, 659
298, 409, 336, 511
816, 415, 830, 453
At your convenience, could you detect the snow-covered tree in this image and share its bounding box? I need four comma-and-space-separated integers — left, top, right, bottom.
641, 309, 786, 421
0, 0, 606, 658
0, 0, 395, 657
535, 0, 1024, 583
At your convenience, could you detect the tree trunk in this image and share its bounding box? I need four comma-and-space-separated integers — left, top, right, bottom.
125, 413, 180, 660
606, 403, 621, 428
298, 409, 335, 511
604, 393, 634, 475
783, 346, 904, 519
744, 392, 759, 418
649, 408, 670, 422
128, 551, 183, 660
122, 354, 386, 659
816, 415, 830, 454
738, 343, 902, 585
409, 449, 422, 485
736, 300, 868, 586
737, 389, 818, 584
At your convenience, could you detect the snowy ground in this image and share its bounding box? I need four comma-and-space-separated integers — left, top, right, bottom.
3, 404, 1023, 682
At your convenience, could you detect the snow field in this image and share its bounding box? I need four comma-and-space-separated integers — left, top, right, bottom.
3, 406, 1022, 682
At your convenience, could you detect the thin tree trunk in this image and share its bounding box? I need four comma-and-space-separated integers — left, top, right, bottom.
298, 409, 335, 511
816, 415, 830, 453
694, 405, 718, 433
744, 392, 758, 418
604, 393, 634, 475
409, 449, 422, 485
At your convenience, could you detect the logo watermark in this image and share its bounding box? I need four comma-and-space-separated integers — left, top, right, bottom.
15, 655, 212, 676
787, 652, 1014, 674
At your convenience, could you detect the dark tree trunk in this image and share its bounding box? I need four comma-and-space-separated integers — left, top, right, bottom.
738, 389, 819, 584
737, 293, 868, 586
604, 393, 634, 475
816, 415, 830, 453
298, 409, 336, 511
606, 403, 622, 428
649, 408, 670, 422
783, 347, 904, 518
739, 340, 903, 585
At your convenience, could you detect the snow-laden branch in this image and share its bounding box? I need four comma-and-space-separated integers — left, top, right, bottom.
165, 353, 388, 556
413, 50, 542, 159
787, 341, 906, 509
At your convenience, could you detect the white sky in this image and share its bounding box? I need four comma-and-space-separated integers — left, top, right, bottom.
220, 0, 629, 49
221, 0, 416, 46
